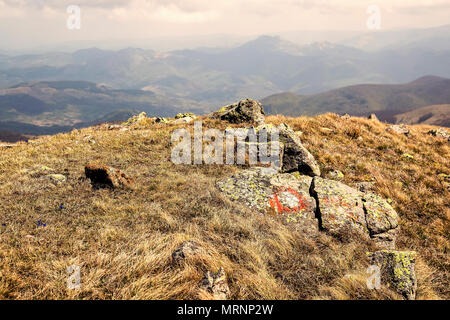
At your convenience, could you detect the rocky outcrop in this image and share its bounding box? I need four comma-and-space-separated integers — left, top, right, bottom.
368, 113, 379, 121
85, 164, 134, 189
199, 267, 231, 300
217, 167, 399, 246
355, 182, 375, 193
173, 117, 194, 124
367, 250, 417, 300
212, 99, 265, 126
48, 174, 67, 184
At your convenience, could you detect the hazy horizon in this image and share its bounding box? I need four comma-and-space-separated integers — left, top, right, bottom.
1, 0, 450, 52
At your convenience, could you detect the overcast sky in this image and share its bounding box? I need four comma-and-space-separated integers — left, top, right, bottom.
1, 0, 450, 50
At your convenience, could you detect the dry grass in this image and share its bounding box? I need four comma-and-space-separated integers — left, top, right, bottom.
0, 113, 448, 300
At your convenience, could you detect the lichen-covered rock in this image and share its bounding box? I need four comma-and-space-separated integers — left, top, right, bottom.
85, 163, 134, 189
362, 192, 399, 249
172, 241, 203, 265
367, 250, 417, 300
173, 116, 194, 124
199, 267, 230, 300
218, 168, 400, 244
213, 99, 265, 126
217, 167, 318, 232
355, 182, 375, 193
311, 177, 368, 237
278, 124, 321, 177
363, 192, 398, 235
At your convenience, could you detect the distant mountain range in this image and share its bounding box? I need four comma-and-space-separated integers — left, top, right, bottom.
0, 25, 449, 136
1, 28, 450, 107
261, 76, 450, 124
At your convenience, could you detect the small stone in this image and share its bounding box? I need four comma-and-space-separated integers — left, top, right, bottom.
85, 163, 134, 189
427, 129, 449, 140
387, 124, 410, 136
172, 241, 203, 265
326, 170, 344, 181
368, 113, 379, 121
0, 143, 15, 149
199, 267, 230, 300
355, 182, 375, 193
48, 174, 67, 184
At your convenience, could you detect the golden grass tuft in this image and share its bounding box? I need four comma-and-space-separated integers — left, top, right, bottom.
0, 113, 448, 299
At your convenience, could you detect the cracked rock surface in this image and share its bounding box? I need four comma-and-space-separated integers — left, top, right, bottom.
217, 167, 399, 247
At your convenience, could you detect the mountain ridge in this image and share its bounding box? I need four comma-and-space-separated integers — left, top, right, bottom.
262, 76, 450, 124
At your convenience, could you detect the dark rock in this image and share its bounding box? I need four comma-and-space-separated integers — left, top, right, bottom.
277, 124, 321, 176
213, 99, 265, 126
85, 163, 134, 189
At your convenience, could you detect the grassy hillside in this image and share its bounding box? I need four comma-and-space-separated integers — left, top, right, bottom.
262, 76, 450, 123
0, 114, 448, 299
394, 104, 450, 127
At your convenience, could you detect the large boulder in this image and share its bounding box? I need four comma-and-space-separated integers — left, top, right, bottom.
217, 167, 318, 232
213, 99, 265, 126
311, 177, 368, 237
367, 250, 417, 300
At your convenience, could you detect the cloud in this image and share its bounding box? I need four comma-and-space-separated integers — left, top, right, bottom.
0, 0, 449, 50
